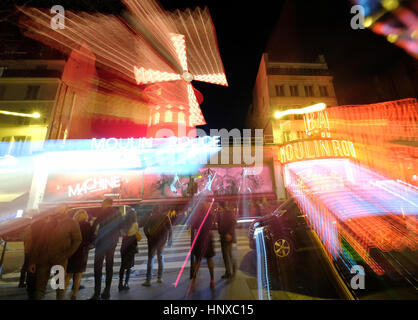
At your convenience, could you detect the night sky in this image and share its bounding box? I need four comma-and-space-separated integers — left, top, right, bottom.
1, 0, 416, 132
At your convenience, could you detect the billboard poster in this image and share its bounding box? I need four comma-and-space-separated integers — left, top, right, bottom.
142, 165, 274, 199
42, 165, 274, 203
43, 170, 143, 203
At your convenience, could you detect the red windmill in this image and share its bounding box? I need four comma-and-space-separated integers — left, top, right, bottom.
18, 0, 228, 138
123, 0, 229, 136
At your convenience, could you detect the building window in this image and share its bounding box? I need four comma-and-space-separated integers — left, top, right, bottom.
178, 112, 186, 124
275, 85, 285, 96
289, 85, 299, 96
25, 85, 40, 100
304, 85, 314, 97
164, 110, 173, 122
319, 85, 329, 97
154, 112, 160, 125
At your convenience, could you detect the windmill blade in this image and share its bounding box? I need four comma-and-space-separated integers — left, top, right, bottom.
193, 73, 228, 86
134, 67, 181, 85
187, 83, 206, 126
123, 10, 183, 75
170, 33, 189, 73
17, 6, 178, 83
169, 6, 228, 86
122, 0, 184, 74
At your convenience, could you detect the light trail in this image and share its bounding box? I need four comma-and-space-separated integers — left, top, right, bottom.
254, 227, 271, 300
174, 197, 214, 288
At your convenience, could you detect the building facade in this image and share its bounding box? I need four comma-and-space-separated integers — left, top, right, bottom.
247, 53, 338, 144
0, 59, 65, 156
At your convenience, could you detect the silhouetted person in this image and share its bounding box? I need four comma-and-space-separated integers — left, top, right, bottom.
65, 209, 94, 300
217, 201, 237, 279
90, 198, 122, 300
141, 206, 172, 286
119, 207, 140, 291
190, 200, 215, 290
28, 204, 82, 300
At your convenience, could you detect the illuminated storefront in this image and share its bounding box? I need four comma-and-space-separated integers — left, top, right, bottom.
276, 98, 418, 277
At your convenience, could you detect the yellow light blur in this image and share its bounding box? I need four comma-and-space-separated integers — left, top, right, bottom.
364, 17, 373, 28
387, 34, 399, 43
0, 110, 41, 118
274, 103, 326, 119
381, 0, 399, 11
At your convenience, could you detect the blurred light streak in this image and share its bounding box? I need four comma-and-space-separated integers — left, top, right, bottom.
285, 159, 418, 274
274, 103, 326, 119
15, 210, 24, 218
238, 218, 256, 223
350, 0, 418, 57
174, 197, 214, 288
0, 110, 40, 118
254, 227, 271, 300
18, 0, 229, 129
0, 137, 220, 174
370, 180, 417, 208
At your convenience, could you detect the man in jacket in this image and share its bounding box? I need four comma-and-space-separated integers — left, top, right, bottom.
29, 204, 82, 300
216, 201, 237, 279
90, 198, 123, 300
141, 205, 172, 286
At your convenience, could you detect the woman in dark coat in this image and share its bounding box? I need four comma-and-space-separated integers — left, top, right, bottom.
190, 201, 216, 290
119, 208, 139, 291
64, 209, 94, 300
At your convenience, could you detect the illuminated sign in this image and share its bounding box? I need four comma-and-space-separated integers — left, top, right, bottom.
68, 176, 121, 198
44, 171, 142, 203
304, 110, 331, 138
90, 136, 219, 151
279, 139, 356, 164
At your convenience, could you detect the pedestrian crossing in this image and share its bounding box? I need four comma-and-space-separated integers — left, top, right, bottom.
2, 226, 250, 282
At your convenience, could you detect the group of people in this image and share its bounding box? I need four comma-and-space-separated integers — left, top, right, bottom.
189, 200, 237, 290
19, 198, 142, 300
17, 197, 237, 299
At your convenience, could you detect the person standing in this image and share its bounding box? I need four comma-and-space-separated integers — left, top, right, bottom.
28, 204, 82, 300
217, 201, 237, 279
23, 211, 47, 299
64, 209, 94, 300
119, 207, 140, 291
190, 200, 216, 290
141, 205, 172, 287
90, 198, 122, 300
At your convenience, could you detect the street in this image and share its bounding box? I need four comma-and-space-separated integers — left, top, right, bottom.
0, 223, 350, 300
0, 227, 260, 300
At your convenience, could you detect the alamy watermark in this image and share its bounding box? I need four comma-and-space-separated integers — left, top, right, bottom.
350, 5, 365, 29
350, 265, 365, 290
50, 5, 65, 30
50, 265, 65, 290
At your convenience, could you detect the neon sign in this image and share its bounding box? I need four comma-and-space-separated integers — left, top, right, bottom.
304, 110, 331, 138
90, 136, 219, 151
279, 139, 356, 164
68, 176, 121, 198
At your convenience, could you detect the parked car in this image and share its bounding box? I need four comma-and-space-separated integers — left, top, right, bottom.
248, 197, 307, 259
